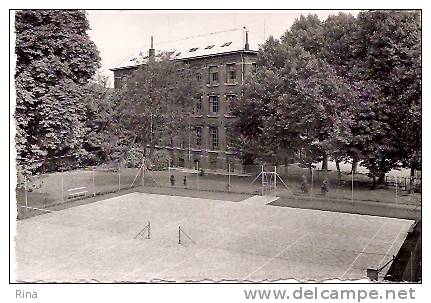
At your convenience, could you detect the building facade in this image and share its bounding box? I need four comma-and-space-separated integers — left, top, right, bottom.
110, 30, 259, 171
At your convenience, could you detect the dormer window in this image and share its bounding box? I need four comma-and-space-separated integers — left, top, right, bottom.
189, 47, 199, 52
205, 45, 215, 49
221, 42, 232, 47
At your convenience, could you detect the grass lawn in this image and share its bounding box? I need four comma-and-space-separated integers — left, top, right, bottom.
15, 168, 141, 219
14, 165, 421, 220
143, 167, 421, 206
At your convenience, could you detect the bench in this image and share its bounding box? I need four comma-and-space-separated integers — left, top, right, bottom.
68, 187, 88, 198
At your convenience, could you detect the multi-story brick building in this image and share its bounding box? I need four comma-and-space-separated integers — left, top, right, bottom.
110, 29, 260, 171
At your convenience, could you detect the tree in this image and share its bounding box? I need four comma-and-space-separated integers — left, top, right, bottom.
114, 53, 199, 160
233, 38, 358, 176
15, 10, 100, 175
234, 11, 421, 186
79, 79, 117, 166
349, 10, 421, 183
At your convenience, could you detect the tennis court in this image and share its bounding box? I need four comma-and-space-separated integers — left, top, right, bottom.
15, 192, 413, 282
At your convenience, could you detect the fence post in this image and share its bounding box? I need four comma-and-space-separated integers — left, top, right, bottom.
24, 175, 28, 211
61, 173, 64, 202
196, 162, 199, 190
92, 169, 96, 197
142, 158, 145, 187
395, 176, 398, 204
228, 163, 231, 192
274, 165, 277, 195
261, 165, 264, 196
118, 164, 121, 192
311, 169, 314, 196
351, 171, 354, 202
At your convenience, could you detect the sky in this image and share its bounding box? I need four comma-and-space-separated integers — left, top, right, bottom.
86, 10, 361, 86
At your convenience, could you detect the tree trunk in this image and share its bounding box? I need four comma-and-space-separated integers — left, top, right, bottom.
371, 176, 376, 190
351, 159, 358, 174
335, 159, 341, 184
410, 164, 416, 194
377, 173, 386, 185
322, 153, 328, 170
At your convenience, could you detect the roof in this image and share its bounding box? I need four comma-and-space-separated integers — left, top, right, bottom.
111, 28, 263, 71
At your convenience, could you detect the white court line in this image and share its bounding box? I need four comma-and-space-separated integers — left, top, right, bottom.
243, 232, 309, 280
377, 224, 405, 269
340, 221, 387, 279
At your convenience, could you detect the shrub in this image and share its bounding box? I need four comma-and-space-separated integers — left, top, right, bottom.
150, 150, 171, 171
199, 168, 205, 176
125, 148, 144, 168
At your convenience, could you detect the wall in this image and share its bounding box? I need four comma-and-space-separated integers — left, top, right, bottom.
112, 51, 257, 171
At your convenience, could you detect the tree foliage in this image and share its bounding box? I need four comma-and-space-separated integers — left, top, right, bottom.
15, 10, 100, 175
233, 10, 421, 182
113, 53, 199, 159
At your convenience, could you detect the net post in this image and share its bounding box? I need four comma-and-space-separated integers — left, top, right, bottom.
274, 165, 277, 195
261, 165, 264, 196
178, 226, 181, 244
147, 221, 151, 239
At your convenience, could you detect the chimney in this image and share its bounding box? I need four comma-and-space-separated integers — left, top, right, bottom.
149, 35, 155, 61
245, 29, 249, 51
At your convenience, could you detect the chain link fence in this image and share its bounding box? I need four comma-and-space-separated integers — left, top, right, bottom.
15, 165, 141, 219
141, 161, 421, 208
15, 160, 421, 220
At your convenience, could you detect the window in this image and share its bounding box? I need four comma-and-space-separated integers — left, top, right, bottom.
226, 63, 237, 83
210, 127, 219, 150
251, 62, 257, 73
209, 95, 219, 114
189, 47, 199, 52
205, 45, 215, 49
209, 66, 219, 84
196, 127, 202, 146
221, 42, 232, 47
195, 96, 202, 113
